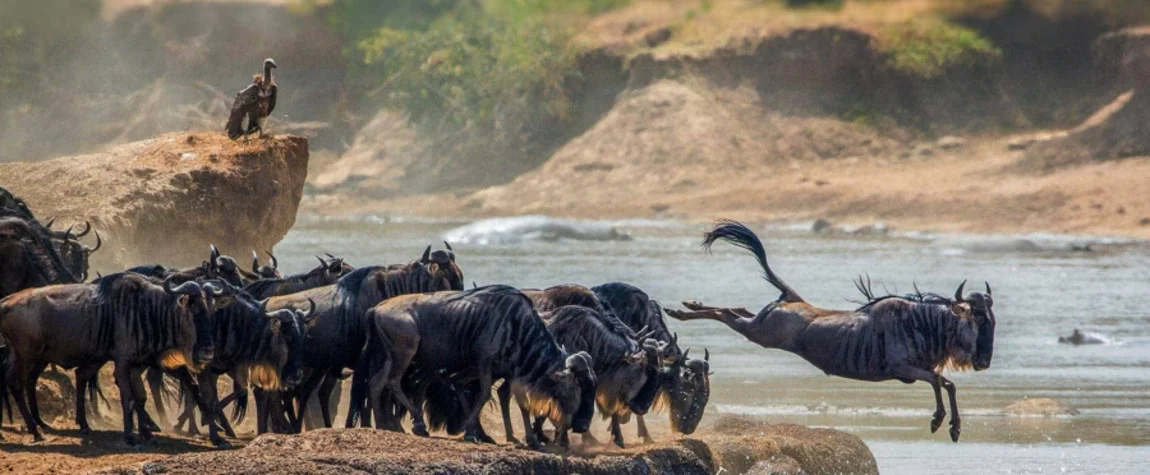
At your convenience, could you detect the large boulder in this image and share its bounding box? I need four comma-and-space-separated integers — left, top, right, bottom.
0, 133, 308, 270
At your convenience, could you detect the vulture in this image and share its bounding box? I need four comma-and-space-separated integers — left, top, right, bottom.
225, 58, 278, 140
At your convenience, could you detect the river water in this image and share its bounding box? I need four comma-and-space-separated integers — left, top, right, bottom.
274, 215, 1150, 474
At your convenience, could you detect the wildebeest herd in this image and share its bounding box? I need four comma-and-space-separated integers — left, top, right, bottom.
0, 185, 996, 454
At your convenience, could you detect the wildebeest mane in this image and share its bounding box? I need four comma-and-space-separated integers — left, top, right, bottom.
92, 273, 196, 365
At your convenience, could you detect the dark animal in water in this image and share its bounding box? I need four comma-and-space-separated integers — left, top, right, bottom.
361, 285, 596, 449
243, 254, 352, 300
592, 282, 711, 438
265, 245, 463, 432
0, 274, 219, 445
226, 58, 278, 140
0, 217, 80, 299
527, 305, 661, 448
665, 220, 997, 442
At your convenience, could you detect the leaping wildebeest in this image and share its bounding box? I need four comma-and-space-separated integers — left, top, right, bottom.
666, 220, 997, 442
362, 285, 597, 449
0, 274, 220, 445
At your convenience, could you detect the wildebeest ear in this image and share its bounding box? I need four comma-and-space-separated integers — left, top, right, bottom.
177, 294, 191, 307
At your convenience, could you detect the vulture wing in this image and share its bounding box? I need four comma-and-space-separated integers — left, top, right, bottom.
225, 84, 261, 139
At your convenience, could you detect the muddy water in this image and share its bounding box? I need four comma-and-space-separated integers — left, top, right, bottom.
275, 215, 1150, 474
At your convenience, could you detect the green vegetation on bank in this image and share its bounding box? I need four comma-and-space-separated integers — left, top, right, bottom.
877, 20, 1002, 79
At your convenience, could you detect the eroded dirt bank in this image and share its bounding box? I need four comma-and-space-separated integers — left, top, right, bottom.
0, 133, 309, 270
86, 416, 874, 475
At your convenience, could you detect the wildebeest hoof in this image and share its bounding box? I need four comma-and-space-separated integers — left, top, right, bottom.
506, 436, 521, 446
32, 433, 46, 443
930, 412, 945, 433
78, 426, 93, 436
682, 300, 707, 310
463, 434, 481, 443
949, 423, 961, 442
123, 434, 138, 447
213, 439, 234, 450
613, 439, 625, 449
144, 421, 162, 433
526, 439, 541, 450
412, 426, 430, 437
478, 432, 496, 444
641, 436, 655, 445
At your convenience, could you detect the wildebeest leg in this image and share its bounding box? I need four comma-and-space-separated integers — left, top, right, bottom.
513, 390, 540, 449
74, 364, 101, 434
682, 300, 756, 318
610, 415, 625, 448
113, 363, 139, 446
198, 371, 231, 449
497, 382, 520, 444
893, 367, 946, 437
456, 384, 495, 444
940, 376, 961, 442
11, 361, 45, 441
25, 361, 53, 431
664, 306, 751, 331
532, 416, 551, 445
345, 358, 370, 428
174, 391, 199, 435
145, 368, 169, 428
128, 368, 156, 441
462, 369, 493, 443
292, 369, 325, 433
580, 427, 600, 446
636, 415, 654, 444
316, 368, 342, 428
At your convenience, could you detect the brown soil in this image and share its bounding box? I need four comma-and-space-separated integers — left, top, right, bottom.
0, 133, 309, 270
307, 78, 1150, 238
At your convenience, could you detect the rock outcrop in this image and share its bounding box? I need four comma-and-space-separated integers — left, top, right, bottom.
0, 133, 308, 271
99, 416, 877, 475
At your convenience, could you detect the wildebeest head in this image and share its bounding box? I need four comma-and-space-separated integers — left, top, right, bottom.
258, 298, 316, 389
965, 282, 996, 371
251, 250, 281, 279
59, 228, 101, 281
418, 242, 464, 291
563, 351, 597, 433
208, 245, 245, 286
163, 277, 216, 368
662, 348, 711, 435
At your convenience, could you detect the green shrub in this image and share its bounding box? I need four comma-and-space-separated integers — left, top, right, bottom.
879, 20, 1002, 79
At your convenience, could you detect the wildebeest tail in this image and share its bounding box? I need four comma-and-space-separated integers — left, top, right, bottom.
424, 381, 468, 435
0, 345, 9, 423
231, 386, 249, 424
85, 371, 111, 416
703, 219, 803, 303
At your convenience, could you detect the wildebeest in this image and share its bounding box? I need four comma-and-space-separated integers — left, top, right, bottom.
0, 274, 219, 444
527, 305, 661, 448
666, 220, 997, 441
177, 283, 316, 448
361, 285, 597, 449
592, 282, 711, 439
243, 254, 352, 300
0, 217, 80, 299
522, 284, 636, 338
265, 245, 463, 431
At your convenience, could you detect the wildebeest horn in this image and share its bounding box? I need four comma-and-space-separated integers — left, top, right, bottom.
88, 231, 102, 252
324, 252, 335, 260
985, 281, 992, 297
252, 251, 261, 273
303, 298, 316, 318
44, 216, 55, 229
704, 348, 710, 362
316, 255, 327, 267
269, 252, 280, 269
203, 281, 226, 296
954, 280, 967, 302
63, 224, 75, 240
210, 244, 220, 261
421, 245, 432, 264
259, 298, 269, 314
472, 281, 478, 289
164, 277, 201, 296
75, 221, 91, 238
443, 241, 453, 251
671, 332, 678, 347
682, 347, 690, 360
